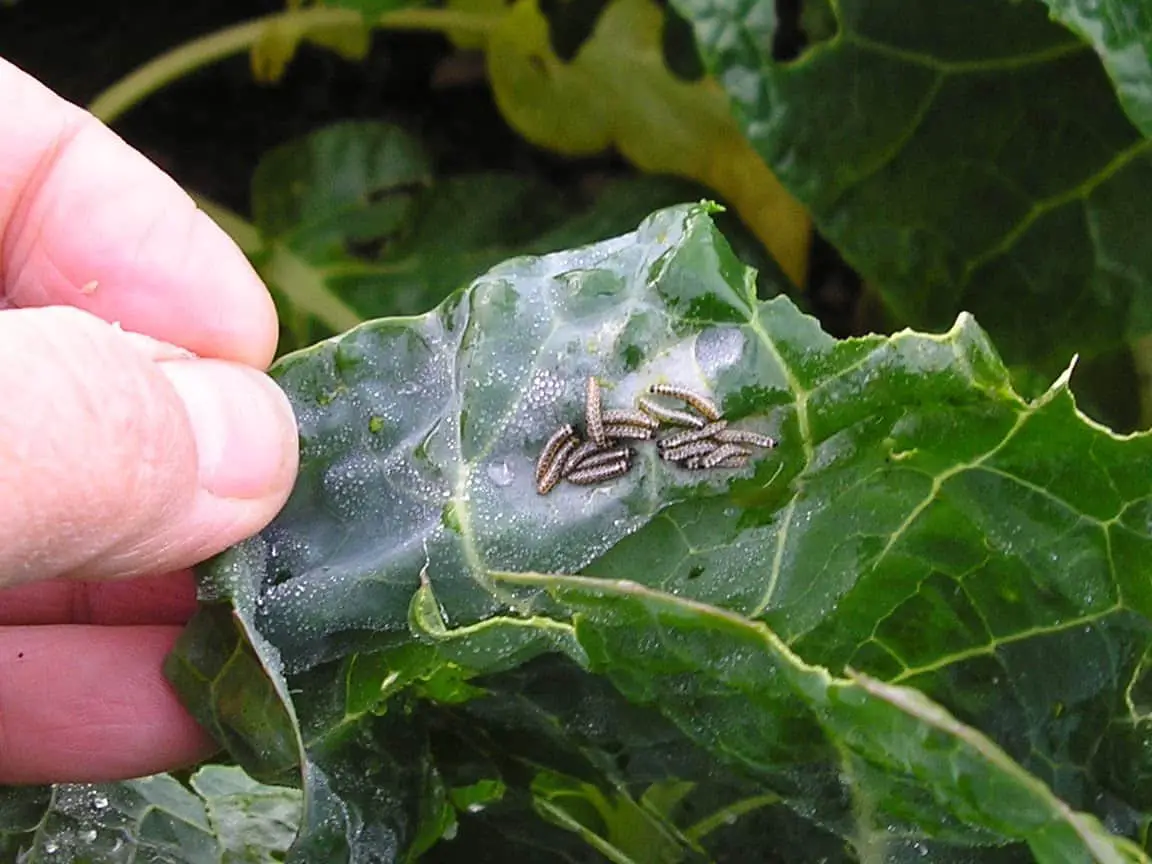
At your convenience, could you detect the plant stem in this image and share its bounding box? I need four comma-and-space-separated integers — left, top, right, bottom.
683, 793, 780, 843
88, 7, 496, 125
191, 193, 361, 335
263, 242, 364, 334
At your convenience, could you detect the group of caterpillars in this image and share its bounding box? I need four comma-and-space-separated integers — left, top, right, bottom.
534, 377, 777, 495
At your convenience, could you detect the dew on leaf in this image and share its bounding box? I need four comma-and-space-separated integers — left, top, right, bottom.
695, 326, 745, 377
483, 460, 511, 488
522, 369, 567, 417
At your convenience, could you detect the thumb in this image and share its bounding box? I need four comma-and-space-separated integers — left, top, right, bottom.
0, 306, 298, 587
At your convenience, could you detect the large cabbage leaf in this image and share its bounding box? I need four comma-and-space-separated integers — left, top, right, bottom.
6, 203, 1150, 861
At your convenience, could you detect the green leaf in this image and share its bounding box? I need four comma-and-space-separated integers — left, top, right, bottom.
249, 10, 372, 83
252, 120, 433, 247
167, 203, 1152, 859
164, 601, 302, 786
495, 573, 1147, 863
1039, 0, 1152, 137
249, 119, 777, 353
190, 765, 302, 862
250, 120, 432, 343
478, 0, 812, 284
0, 768, 303, 863
3, 775, 220, 862
672, 0, 1152, 367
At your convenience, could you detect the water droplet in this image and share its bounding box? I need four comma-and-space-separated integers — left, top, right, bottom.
695, 327, 746, 375
486, 461, 515, 487
92, 794, 108, 810
80, 829, 97, 843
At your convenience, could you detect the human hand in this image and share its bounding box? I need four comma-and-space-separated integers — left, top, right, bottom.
0, 59, 299, 784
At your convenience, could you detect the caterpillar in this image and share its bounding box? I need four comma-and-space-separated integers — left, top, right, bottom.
537, 434, 580, 494
637, 396, 706, 429
535, 424, 575, 487
649, 384, 721, 422
585, 377, 605, 447
713, 428, 777, 450
701, 442, 750, 469
657, 420, 728, 452
661, 439, 721, 464
601, 409, 660, 430
566, 446, 633, 475
567, 458, 631, 485
602, 423, 654, 441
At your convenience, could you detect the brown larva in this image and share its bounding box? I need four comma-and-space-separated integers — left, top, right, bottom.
684, 451, 749, 469
537, 435, 580, 495
602, 422, 654, 440
713, 428, 777, 449
637, 396, 707, 429
657, 420, 728, 451
701, 442, 750, 469
601, 409, 660, 430
711, 452, 751, 468
649, 384, 721, 422
661, 439, 721, 463
560, 439, 602, 476
586, 377, 605, 447
535, 424, 575, 485
566, 446, 632, 475
567, 458, 631, 485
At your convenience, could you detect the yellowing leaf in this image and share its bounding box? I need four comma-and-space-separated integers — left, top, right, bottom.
483, 0, 811, 286
306, 19, 371, 63
250, 11, 370, 84
444, 0, 505, 49
251, 18, 305, 83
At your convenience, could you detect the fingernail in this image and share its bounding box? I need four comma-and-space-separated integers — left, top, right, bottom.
159, 360, 298, 499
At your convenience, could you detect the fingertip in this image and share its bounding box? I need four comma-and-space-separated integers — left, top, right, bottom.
178, 206, 281, 368
0, 58, 279, 367
159, 359, 298, 502
0, 625, 218, 784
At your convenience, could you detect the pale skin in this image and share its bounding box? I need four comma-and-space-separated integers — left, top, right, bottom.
0, 59, 300, 784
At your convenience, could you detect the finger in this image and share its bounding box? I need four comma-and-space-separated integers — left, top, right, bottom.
0, 625, 217, 784
0, 57, 277, 367
0, 571, 198, 626
0, 306, 298, 587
